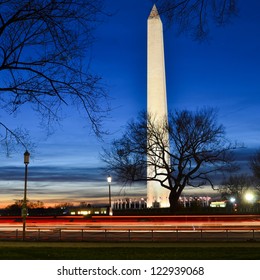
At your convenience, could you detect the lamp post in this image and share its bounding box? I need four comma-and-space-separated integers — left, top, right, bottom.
107, 175, 113, 215
22, 150, 30, 241
230, 197, 237, 212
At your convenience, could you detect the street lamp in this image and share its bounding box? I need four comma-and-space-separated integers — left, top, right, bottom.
107, 175, 113, 215
22, 150, 30, 241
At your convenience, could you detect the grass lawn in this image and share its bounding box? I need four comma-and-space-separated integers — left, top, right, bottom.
0, 242, 259, 259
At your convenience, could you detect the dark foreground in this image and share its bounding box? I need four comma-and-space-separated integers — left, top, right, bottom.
0, 242, 260, 260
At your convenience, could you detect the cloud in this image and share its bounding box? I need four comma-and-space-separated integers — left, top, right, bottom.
0, 169, 147, 207
0, 147, 256, 207
0, 166, 106, 182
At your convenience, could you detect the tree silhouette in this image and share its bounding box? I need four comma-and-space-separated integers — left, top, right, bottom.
155, 0, 238, 41
102, 108, 237, 209
0, 0, 108, 152
250, 149, 260, 181
219, 174, 253, 204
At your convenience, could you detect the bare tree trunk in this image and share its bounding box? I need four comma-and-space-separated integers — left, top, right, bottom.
169, 188, 180, 210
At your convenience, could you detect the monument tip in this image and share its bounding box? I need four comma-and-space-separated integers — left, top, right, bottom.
149, 4, 160, 19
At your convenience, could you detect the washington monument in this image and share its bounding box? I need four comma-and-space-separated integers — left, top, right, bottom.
147, 5, 170, 208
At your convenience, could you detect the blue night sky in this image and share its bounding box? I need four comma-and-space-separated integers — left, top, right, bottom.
0, 0, 259, 207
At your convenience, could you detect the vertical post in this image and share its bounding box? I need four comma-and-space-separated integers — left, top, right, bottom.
22, 150, 30, 241
128, 229, 131, 242
107, 175, 113, 216
109, 183, 111, 208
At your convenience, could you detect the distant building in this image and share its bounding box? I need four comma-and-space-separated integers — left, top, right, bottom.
69, 205, 109, 216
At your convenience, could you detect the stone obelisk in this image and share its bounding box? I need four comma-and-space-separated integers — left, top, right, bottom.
147, 4, 170, 208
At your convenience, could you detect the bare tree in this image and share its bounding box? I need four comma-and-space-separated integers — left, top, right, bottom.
0, 0, 109, 152
250, 149, 260, 181
102, 108, 237, 209
0, 122, 33, 156
249, 149, 260, 195
219, 174, 253, 203
154, 0, 238, 40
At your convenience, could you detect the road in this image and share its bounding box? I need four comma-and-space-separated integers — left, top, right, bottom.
0, 215, 260, 241
1, 214, 260, 227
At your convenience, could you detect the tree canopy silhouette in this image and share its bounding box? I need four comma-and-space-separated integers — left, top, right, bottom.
102, 108, 237, 208
155, 0, 238, 41
250, 149, 260, 185
0, 0, 108, 152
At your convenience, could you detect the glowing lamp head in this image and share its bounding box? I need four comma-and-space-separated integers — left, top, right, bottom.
107, 175, 112, 183
245, 192, 254, 203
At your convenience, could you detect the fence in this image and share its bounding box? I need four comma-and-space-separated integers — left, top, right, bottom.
0, 226, 260, 242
